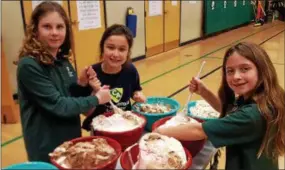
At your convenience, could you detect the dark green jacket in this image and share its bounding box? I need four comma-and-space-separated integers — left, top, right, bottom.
17, 56, 98, 162
202, 97, 278, 170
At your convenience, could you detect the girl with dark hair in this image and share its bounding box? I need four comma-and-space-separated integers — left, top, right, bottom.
82, 24, 146, 131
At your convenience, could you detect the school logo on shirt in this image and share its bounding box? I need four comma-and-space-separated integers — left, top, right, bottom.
110, 88, 123, 103
66, 66, 74, 77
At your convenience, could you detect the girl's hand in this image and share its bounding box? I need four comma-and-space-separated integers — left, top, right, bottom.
89, 77, 101, 92
189, 77, 206, 95
77, 66, 89, 86
133, 91, 146, 103
86, 66, 96, 80
154, 126, 167, 136
95, 85, 111, 104
78, 66, 96, 86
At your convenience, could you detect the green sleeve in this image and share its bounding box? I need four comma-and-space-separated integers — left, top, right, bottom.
202, 104, 265, 148
17, 58, 99, 118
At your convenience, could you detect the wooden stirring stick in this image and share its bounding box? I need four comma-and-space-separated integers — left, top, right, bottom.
109, 100, 121, 114
181, 61, 206, 115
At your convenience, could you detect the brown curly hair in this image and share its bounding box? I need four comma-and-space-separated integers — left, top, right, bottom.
18, 1, 74, 65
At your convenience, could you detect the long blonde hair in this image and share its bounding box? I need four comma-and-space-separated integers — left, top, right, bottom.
18, 1, 74, 65
218, 42, 285, 159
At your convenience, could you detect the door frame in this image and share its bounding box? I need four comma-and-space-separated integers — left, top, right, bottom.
144, 0, 164, 57
164, 0, 181, 51
179, 0, 206, 46
144, 1, 182, 56
20, 0, 27, 32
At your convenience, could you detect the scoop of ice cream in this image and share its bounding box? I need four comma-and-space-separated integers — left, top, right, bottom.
92, 111, 144, 132
189, 100, 220, 119
139, 103, 171, 113
135, 133, 187, 169
49, 138, 117, 169
159, 115, 198, 129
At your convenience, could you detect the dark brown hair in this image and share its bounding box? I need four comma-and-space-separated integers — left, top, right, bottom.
99, 24, 133, 63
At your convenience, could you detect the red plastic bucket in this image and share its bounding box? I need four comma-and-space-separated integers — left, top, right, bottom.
152, 116, 206, 157
50, 136, 121, 170
92, 112, 146, 150
120, 143, 192, 170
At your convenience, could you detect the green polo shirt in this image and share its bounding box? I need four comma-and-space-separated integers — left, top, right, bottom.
202, 97, 278, 170
17, 56, 99, 162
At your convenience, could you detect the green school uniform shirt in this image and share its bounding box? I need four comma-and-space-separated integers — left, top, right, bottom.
17, 56, 99, 162
202, 97, 278, 170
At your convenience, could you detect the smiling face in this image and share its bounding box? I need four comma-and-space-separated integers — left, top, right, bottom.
225, 52, 259, 98
37, 11, 66, 55
102, 35, 129, 69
